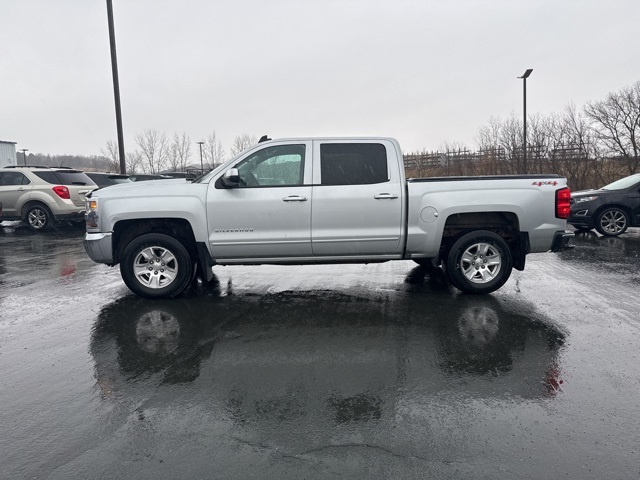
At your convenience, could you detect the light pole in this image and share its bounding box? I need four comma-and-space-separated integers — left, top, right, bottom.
518, 68, 533, 174
106, 0, 126, 174
197, 141, 204, 173
20, 148, 29, 166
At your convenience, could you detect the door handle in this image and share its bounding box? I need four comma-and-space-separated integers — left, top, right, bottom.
283, 195, 308, 202
374, 193, 398, 199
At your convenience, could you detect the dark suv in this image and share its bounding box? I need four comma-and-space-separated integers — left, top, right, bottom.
568, 173, 640, 236
0, 166, 96, 231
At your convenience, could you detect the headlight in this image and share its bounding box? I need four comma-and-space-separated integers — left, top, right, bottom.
85, 197, 99, 228
574, 195, 598, 203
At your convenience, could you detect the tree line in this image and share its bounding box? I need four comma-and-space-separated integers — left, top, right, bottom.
22, 80, 639, 190
405, 80, 640, 190
101, 132, 257, 174
21, 132, 258, 175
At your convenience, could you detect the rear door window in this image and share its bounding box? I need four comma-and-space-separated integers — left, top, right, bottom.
320, 143, 388, 185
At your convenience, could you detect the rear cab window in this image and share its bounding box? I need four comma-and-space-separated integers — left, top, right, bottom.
319, 143, 389, 185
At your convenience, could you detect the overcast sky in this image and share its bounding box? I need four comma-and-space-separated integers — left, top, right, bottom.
2, 0, 639, 157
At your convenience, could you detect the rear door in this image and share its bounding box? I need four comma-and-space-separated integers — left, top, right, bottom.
311, 140, 403, 256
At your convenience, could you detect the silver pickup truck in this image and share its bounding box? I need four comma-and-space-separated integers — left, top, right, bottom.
84, 137, 574, 298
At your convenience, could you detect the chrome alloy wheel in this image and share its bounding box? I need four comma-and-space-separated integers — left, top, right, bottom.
599, 209, 627, 235
458, 242, 502, 284
133, 246, 179, 289
28, 208, 48, 229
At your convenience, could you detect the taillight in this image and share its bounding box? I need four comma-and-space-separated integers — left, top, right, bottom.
52, 185, 70, 200
556, 187, 571, 219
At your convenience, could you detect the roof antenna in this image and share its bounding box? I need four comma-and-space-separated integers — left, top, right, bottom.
259, 135, 271, 143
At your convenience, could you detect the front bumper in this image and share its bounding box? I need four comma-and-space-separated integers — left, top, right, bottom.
567, 211, 594, 228
84, 232, 114, 264
551, 230, 575, 252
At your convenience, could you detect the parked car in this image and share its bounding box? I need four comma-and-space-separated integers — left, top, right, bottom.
0, 166, 96, 231
128, 174, 173, 182
85, 172, 132, 188
568, 173, 640, 236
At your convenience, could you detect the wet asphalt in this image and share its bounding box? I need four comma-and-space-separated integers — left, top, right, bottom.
0, 222, 639, 479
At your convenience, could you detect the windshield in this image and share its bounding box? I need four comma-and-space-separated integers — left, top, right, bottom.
601, 173, 640, 190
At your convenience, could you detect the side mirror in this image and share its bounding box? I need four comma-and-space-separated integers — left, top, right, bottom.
221, 168, 240, 188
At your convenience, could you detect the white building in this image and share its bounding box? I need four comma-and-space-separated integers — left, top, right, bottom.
1, 140, 17, 167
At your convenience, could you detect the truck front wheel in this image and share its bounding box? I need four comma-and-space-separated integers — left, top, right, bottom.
446, 230, 513, 294
120, 233, 194, 299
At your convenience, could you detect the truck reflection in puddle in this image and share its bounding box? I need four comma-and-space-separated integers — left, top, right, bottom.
91, 269, 566, 423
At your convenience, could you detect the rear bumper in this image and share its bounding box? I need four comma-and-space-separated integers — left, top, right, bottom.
84, 232, 114, 264
551, 230, 575, 252
54, 211, 86, 221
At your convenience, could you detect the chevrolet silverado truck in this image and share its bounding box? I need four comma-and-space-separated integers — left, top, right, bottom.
84, 137, 574, 298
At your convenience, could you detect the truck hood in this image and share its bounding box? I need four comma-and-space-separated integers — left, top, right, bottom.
91, 178, 188, 198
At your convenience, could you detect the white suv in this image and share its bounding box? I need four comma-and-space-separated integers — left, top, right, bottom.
0, 166, 96, 231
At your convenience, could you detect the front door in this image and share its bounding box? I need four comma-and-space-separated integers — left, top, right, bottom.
207, 142, 313, 260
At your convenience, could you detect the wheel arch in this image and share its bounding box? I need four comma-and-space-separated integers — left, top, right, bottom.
593, 203, 633, 221
21, 199, 54, 218
113, 218, 198, 264
440, 211, 528, 271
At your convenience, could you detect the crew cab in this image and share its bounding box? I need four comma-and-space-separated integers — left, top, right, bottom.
84, 137, 573, 298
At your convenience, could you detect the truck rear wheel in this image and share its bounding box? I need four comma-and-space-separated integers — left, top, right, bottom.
446, 230, 512, 294
120, 233, 194, 299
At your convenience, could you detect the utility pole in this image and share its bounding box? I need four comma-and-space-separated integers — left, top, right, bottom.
197, 141, 205, 174
107, 0, 126, 174
20, 148, 29, 166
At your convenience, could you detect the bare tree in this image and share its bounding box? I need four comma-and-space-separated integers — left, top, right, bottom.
204, 131, 225, 168
230, 134, 257, 157
126, 151, 143, 174
551, 105, 602, 189
584, 81, 640, 175
476, 115, 523, 174
167, 133, 191, 172
101, 140, 120, 172
134, 130, 170, 173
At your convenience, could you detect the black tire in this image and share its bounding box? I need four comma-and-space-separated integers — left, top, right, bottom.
446, 230, 513, 294
595, 207, 628, 237
24, 203, 53, 232
120, 233, 194, 299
